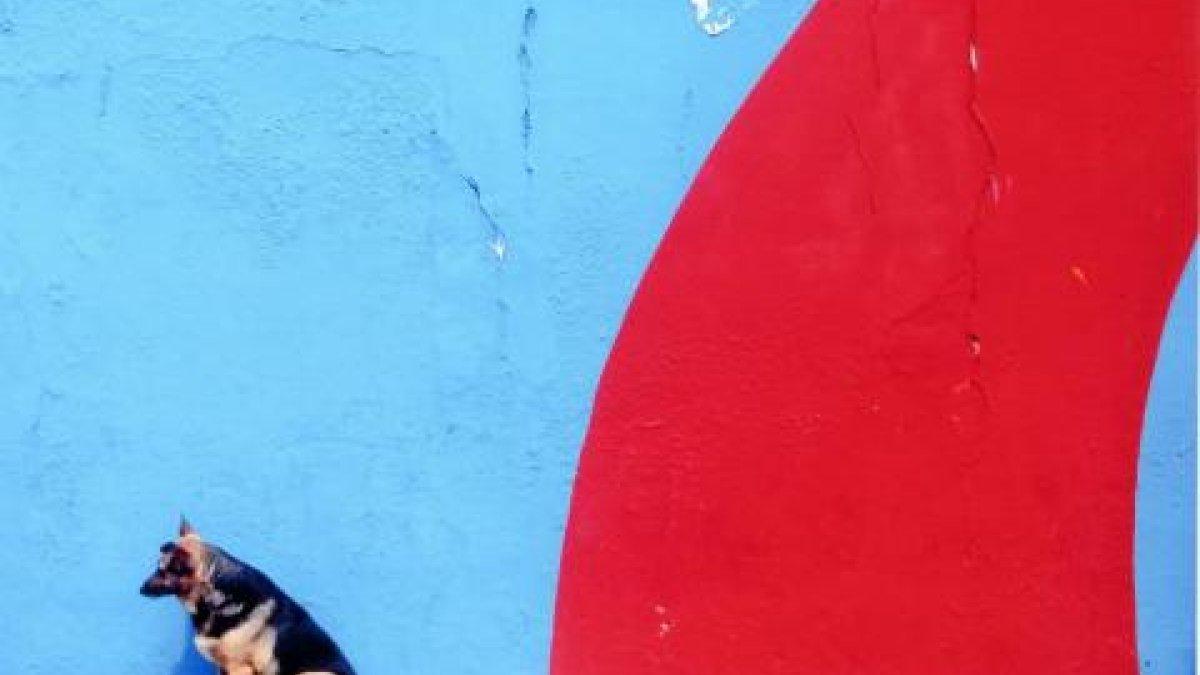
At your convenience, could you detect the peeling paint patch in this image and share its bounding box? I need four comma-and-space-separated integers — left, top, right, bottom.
689, 0, 737, 36
1069, 265, 1091, 288
653, 604, 672, 638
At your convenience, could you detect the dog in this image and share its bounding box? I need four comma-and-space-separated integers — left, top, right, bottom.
140, 518, 356, 675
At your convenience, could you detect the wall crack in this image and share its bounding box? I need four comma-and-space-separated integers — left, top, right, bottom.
518, 5, 537, 177
463, 175, 508, 261
844, 115, 879, 215
962, 0, 997, 413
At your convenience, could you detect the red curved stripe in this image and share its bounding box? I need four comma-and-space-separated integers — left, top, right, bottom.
550, 0, 1195, 673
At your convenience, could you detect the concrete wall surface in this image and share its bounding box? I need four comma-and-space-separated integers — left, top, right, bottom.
0, 1, 1191, 674
0, 2, 809, 673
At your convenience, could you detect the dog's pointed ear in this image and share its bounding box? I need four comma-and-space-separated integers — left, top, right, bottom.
179, 515, 197, 538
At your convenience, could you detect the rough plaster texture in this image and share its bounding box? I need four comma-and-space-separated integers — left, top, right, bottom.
0, 1, 1192, 674
0, 2, 810, 673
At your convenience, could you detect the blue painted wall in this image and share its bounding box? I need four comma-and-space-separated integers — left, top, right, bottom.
0, 2, 1192, 674
0, 2, 811, 673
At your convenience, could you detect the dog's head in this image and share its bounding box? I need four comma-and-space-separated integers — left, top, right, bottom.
139, 517, 212, 601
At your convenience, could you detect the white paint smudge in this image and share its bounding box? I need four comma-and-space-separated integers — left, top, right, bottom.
968, 42, 979, 72
690, 0, 736, 36
489, 234, 507, 260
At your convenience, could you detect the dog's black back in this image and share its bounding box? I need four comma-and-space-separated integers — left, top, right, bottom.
196, 546, 356, 675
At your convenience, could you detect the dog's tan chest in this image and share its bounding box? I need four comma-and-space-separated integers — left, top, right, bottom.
194, 599, 279, 675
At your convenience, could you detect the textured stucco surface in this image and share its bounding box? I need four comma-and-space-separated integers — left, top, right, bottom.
0, 2, 810, 673
0, 1, 1192, 674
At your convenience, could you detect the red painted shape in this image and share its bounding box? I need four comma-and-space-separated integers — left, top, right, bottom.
550, 0, 1195, 673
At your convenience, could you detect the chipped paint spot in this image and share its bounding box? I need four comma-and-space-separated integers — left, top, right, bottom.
689, 0, 736, 36
987, 172, 1002, 206
490, 234, 507, 260
967, 333, 982, 357
653, 604, 673, 638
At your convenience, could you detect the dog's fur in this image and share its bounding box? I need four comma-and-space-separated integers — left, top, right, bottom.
140, 519, 355, 675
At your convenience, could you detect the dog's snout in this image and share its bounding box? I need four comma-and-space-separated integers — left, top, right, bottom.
140, 572, 173, 597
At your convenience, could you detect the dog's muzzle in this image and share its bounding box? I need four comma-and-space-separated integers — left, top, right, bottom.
139, 574, 176, 597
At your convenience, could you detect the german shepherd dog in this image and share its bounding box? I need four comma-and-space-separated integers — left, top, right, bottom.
140, 518, 355, 675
